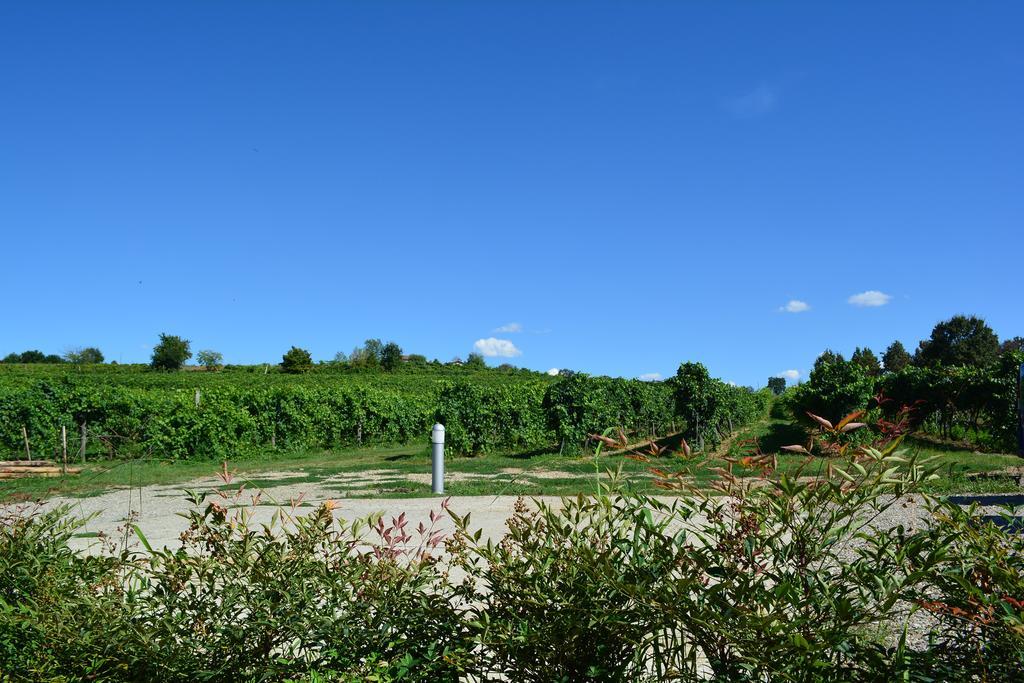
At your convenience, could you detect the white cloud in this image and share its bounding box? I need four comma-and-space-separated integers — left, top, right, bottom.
727, 83, 779, 118
777, 369, 800, 382
638, 373, 662, 381
547, 368, 560, 376
847, 290, 892, 307
494, 322, 522, 333
473, 337, 522, 358
779, 300, 810, 313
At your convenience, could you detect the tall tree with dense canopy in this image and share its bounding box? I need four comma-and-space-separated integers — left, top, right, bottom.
813, 350, 845, 374
851, 347, 881, 376
281, 346, 313, 374
882, 341, 912, 373
151, 334, 192, 371
380, 342, 403, 371
465, 353, 486, 370
915, 315, 999, 368
767, 377, 787, 395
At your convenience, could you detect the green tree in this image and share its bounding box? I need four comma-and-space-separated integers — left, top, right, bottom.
350, 339, 383, 368
380, 342, 403, 371
196, 349, 223, 371
882, 341, 911, 373
150, 334, 192, 371
0, 353, 19, 363
915, 315, 1000, 368
813, 349, 845, 374
64, 347, 104, 364
17, 350, 47, 363
792, 354, 874, 425
767, 377, 787, 395
280, 346, 313, 374
851, 347, 881, 376
999, 336, 1024, 356
465, 353, 487, 370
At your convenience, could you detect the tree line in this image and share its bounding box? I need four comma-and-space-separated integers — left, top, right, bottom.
785, 315, 1023, 452
2, 335, 494, 374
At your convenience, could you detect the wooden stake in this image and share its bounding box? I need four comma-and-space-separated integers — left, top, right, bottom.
195, 389, 201, 407
21, 425, 31, 461
80, 422, 88, 464
61, 426, 68, 475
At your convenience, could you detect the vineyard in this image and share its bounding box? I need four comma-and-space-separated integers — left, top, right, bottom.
0, 363, 771, 461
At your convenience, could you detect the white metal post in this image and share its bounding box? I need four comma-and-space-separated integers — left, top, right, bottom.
431, 423, 445, 494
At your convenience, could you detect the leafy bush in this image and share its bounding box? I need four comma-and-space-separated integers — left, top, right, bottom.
0, 492, 470, 682
3, 425, 1024, 680
451, 493, 674, 682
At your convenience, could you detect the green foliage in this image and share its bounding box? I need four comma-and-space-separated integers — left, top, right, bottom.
453, 495, 672, 682
197, 349, 223, 370
851, 346, 881, 376
543, 374, 677, 454
669, 362, 769, 450
0, 498, 470, 681
64, 346, 104, 364
1000, 336, 1024, 356
883, 340, 912, 373
350, 339, 383, 368
915, 314, 1000, 368
1, 350, 64, 364
813, 349, 845, 372
464, 352, 486, 370
380, 342, 403, 372
435, 380, 548, 455
151, 333, 192, 371
789, 354, 874, 430
281, 346, 313, 374
3, 432, 1024, 681
879, 351, 1024, 450
768, 376, 787, 395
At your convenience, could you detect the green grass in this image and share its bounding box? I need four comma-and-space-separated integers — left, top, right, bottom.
2, 418, 1020, 502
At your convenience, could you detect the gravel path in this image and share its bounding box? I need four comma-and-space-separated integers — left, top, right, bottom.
40, 476, 565, 553
24, 470, 1020, 557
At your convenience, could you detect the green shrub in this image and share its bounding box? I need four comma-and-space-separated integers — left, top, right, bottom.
3, 430, 1024, 681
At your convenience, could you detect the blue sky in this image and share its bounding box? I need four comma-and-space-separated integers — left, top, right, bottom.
1, 2, 1021, 386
